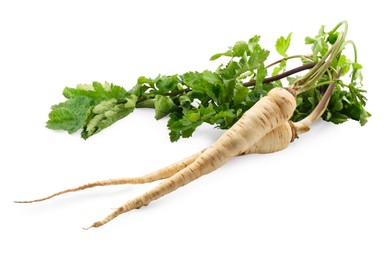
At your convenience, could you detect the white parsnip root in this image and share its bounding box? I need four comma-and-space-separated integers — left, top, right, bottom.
84, 87, 297, 228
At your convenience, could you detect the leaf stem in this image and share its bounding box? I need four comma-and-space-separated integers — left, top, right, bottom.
294, 30, 345, 94
293, 68, 343, 134
328, 20, 348, 37
242, 62, 317, 87
137, 62, 321, 104
343, 40, 359, 83
292, 21, 348, 94
343, 40, 358, 63
264, 55, 313, 69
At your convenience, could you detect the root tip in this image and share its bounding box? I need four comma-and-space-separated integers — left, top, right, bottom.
14, 199, 44, 203
14, 200, 31, 203
83, 221, 103, 230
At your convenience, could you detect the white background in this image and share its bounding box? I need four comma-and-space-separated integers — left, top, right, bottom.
1, 1, 386, 259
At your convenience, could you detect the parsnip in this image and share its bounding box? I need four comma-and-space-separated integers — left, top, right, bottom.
16, 22, 363, 229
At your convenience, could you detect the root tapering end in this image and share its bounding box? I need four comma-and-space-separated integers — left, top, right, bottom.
14, 200, 39, 204
14, 196, 53, 203
83, 221, 103, 230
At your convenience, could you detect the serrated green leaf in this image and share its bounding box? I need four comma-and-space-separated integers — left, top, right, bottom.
307, 94, 317, 107
137, 76, 154, 86
168, 130, 180, 142
199, 104, 216, 121
92, 98, 117, 114
352, 67, 363, 82
182, 72, 206, 94
233, 84, 249, 106
76, 83, 94, 91
313, 39, 329, 58
305, 36, 315, 44
182, 71, 220, 103
271, 60, 286, 77
209, 50, 233, 61
49, 81, 134, 138
329, 112, 348, 124
184, 110, 201, 124
220, 61, 242, 80
46, 96, 96, 134
248, 49, 270, 70
353, 62, 363, 70
247, 35, 261, 52
255, 65, 267, 89
337, 55, 351, 76
156, 75, 180, 92
359, 109, 371, 126
154, 95, 176, 120
81, 95, 138, 139
275, 33, 292, 57
167, 110, 203, 141
325, 110, 332, 121
202, 70, 222, 85
125, 94, 138, 109
209, 53, 223, 61
63, 82, 127, 102
271, 66, 282, 77
210, 109, 236, 129
318, 25, 325, 36
178, 94, 192, 107
328, 32, 339, 44
232, 41, 249, 57
332, 99, 343, 112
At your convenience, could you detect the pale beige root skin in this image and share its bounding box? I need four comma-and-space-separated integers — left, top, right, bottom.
242, 122, 294, 155
86, 87, 297, 228
15, 151, 203, 203
17, 123, 295, 204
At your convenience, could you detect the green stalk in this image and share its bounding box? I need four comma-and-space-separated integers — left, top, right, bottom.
264, 54, 313, 69
291, 20, 349, 95
343, 40, 359, 83
328, 20, 348, 37
293, 68, 343, 134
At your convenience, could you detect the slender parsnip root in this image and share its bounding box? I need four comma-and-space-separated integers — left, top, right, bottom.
83, 87, 297, 228
14, 151, 203, 203
15, 123, 295, 205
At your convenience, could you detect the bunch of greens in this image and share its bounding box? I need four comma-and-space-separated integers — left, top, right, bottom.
47, 21, 370, 142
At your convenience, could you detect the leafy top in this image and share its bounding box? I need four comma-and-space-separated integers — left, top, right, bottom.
46, 22, 370, 141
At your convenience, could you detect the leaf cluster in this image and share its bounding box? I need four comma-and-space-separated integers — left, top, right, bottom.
46, 23, 370, 141
293, 25, 370, 125
47, 82, 137, 139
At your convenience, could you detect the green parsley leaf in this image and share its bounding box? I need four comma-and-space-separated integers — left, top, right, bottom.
275, 33, 292, 57
46, 96, 95, 134
232, 41, 249, 57
48, 81, 136, 138
81, 94, 138, 139
304, 36, 315, 44
155, 75, 180, 93
154, 95, 176, 120
63, 82, 128, 102
271, 60, 287, 77
47, 22, 370, 142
